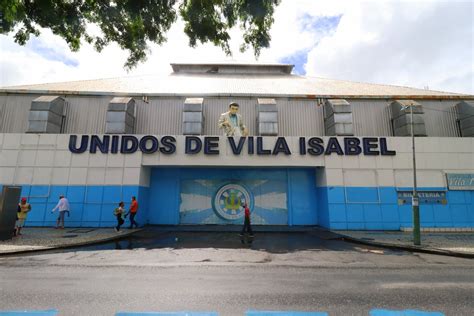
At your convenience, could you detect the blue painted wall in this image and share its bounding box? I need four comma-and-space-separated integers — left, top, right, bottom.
148, 168, 181, 225
318, 186, 474, 230
148, 167, 319, 226
0, 184, 147, 228
288, 169, 318, 225
2, 174, 473, 229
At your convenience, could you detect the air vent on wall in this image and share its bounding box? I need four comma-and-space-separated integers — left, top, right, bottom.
105, 97, 136, 134
182, 98, 204, 135
257, 98, 278, 136
27, 96, 65, 133
390, 100, 427, 136
455, 101, 474, 137
324, 99, 353, 136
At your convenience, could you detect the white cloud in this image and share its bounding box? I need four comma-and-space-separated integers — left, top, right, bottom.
304, 0, 474, 94
0, 0, 472, 94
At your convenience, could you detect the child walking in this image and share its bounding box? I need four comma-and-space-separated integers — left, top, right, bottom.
114, 202, 125, 232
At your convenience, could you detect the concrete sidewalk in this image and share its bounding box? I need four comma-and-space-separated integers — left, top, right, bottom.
0, 227, 142, 255
0, 226, 473, 258
336, 230, 474, 258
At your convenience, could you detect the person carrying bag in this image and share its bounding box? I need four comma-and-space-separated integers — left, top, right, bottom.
114, 202, 125, 232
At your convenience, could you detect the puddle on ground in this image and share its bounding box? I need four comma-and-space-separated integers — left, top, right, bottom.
55, 229, 376, 254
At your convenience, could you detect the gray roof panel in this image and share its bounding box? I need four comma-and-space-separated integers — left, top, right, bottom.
1, 73, 472, 99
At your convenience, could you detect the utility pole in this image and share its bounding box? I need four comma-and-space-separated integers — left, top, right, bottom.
410, 103, 421, 245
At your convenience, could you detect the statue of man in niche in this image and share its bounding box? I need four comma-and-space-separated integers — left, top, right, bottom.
218, 102, 249, 137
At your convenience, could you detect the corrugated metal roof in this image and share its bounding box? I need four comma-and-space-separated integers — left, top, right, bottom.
170, 62, 294, 74
1, 72, 472, 99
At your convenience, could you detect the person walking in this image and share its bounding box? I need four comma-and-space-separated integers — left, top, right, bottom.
114, 201, 125, 232
15, 197, 31, 236
127, 196, 139, 229
51, 195, 70, 229
240, 203, 253, 237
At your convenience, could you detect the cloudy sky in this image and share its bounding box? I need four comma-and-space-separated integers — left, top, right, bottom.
0, 0, 472, 94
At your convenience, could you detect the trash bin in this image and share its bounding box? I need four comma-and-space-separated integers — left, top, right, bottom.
0, 186, 22, 240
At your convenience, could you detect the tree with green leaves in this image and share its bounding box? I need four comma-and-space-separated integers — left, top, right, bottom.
0, 0, 280, 69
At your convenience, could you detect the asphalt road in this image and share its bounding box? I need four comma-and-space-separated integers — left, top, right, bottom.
0, 231, 473, 315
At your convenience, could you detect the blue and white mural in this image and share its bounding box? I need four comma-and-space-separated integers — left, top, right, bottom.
148, 168, 317, 226
180, 178, 287, 225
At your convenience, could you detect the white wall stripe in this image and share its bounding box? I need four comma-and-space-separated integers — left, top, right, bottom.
0, 134, 472, 187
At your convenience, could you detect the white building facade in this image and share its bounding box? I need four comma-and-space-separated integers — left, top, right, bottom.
0, 63, 473, 230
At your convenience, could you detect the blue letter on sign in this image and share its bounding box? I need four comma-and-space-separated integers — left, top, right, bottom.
308, 137, 324, 155
90, 135, 110, 153
256, 137, 271, 155
185, 136, 202, 154
120, 136, 139, 154
228, 137, 246, 155
325, 137, 344, 155
363, 137, 380, 155
69, 135, 89, 153
273, 137, 291, 155
139, 135, 159, 154
344, 137, 362, 155
380, 138, 396, 156
204, 137, 220, 155
160, 136, 176, 154
111, 135, 120, 153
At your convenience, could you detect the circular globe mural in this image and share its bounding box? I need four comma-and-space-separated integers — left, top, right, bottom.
213, 184, 251, 221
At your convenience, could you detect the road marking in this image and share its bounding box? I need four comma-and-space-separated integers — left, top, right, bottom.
380, 282, 474, 289
370, 309, 445, 315
115, 313, 218, 316
246, 312, 329, 316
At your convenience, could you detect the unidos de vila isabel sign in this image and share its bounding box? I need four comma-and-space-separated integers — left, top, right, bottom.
68, 135, 397, 156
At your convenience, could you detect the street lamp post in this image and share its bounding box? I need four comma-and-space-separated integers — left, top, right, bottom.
409, 103, 421, 245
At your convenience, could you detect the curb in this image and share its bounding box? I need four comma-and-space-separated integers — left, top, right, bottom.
0, 228, 143, 256
338, 234, 474, 259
